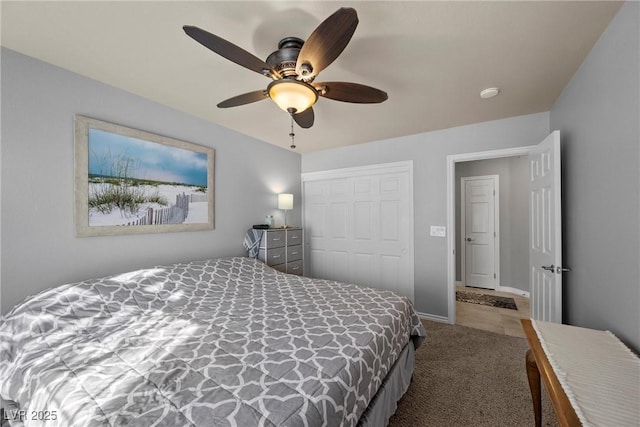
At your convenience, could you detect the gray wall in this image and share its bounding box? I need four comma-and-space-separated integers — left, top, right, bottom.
455, 156, 529, 292
302, 112, 549, 317
549, 1, 639, 350
0, 48, 302, 314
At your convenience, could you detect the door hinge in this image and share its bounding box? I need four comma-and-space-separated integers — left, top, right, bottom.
494, 231, 496, 238
494, 273, 496, 279
493, 189, 495, 196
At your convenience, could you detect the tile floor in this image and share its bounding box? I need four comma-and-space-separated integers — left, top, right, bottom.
455, 285, 530, 338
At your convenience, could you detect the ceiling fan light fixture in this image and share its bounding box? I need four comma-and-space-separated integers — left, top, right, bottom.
268, 79, 318, 114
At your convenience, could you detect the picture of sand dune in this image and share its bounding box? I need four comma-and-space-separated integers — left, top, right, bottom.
87, 128, 210, 227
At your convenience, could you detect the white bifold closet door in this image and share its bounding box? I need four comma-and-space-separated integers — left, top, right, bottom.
302, 161, 414, 302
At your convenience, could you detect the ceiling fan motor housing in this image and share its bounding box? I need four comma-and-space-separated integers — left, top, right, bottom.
266, 37, 312, 80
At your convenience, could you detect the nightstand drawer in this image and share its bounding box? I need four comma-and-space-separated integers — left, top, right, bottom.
287, 229, 303, 245
259, 246, 286, 266
272, 263, 287, 273
287, 245, 302, 262
247, 227, 304, 277
264, 230, 286, 248
286, 260, 303, 275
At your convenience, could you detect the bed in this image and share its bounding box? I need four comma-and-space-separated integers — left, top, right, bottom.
0, 257, 425, 426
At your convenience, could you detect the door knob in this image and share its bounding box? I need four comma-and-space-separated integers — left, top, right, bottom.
466, 237, 474, 242
542, 265, 571, 274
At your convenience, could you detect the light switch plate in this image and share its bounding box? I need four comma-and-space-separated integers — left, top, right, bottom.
430, 226, 446, 237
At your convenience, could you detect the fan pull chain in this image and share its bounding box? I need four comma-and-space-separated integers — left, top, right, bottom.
289, 114, 296, 149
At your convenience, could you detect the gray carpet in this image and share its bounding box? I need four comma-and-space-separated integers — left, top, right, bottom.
389, 320, 558, 427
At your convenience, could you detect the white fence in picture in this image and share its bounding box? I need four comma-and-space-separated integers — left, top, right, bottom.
126, 193, 190, 226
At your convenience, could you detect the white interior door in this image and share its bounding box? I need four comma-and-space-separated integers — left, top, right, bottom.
529, 131, 564, 322
462, 176, 498, 289
302, 162, 414, 301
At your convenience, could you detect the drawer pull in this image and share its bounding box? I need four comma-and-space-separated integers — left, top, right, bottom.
272, 238, 281, 241
291, 236, 299, 239
290, 266, 300, 270
272, 254, 281, 259
291, 251, 298, 255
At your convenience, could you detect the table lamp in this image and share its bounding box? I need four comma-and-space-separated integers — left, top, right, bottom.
278, 193, 293, 228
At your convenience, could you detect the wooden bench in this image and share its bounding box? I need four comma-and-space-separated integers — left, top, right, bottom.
521, 319, 639, 427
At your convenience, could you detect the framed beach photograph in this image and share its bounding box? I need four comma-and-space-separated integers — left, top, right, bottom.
74, 116, 214, 237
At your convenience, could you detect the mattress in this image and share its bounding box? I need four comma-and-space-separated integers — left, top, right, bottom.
0, 257, 425, 426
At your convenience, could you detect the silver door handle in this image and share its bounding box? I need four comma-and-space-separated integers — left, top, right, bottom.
542, 265, 571, 274
466, 237, 474, 242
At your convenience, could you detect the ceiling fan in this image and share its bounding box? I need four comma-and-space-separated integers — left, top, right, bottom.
183, 7, 388, 131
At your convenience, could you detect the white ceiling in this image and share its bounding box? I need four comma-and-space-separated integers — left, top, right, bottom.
1, 1, 622, 153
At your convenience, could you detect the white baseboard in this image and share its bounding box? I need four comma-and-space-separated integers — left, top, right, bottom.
496, 285, 529, 298
416, 311, 451, 324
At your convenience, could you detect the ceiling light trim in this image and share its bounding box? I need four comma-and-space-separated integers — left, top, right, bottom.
480, 87, 500, 99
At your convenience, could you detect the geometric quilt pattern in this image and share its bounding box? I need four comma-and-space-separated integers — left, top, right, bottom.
0, 257, 425, 426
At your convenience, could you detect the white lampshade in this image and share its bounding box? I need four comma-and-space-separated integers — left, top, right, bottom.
268, 80, 318, 113
277, 193, 294, 210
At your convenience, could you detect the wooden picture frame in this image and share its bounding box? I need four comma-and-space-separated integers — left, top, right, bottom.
74, 116, 214, 237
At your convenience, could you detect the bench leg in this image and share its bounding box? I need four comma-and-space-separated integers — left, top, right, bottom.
526, 349, 542, 427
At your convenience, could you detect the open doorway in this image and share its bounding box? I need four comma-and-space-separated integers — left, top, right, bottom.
446, 146, 535, 336
457, 158, 530, 295
455, 158, 530, 336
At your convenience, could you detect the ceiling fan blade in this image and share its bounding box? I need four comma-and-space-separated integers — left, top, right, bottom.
292, 108, 314, 129
315, 82, 388, 103
183, 25, 278, 79
217, 90, 268, 108
295, 8, 358, 80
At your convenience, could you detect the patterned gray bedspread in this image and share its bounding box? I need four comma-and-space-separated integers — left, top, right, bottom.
0, 257, 425, 426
